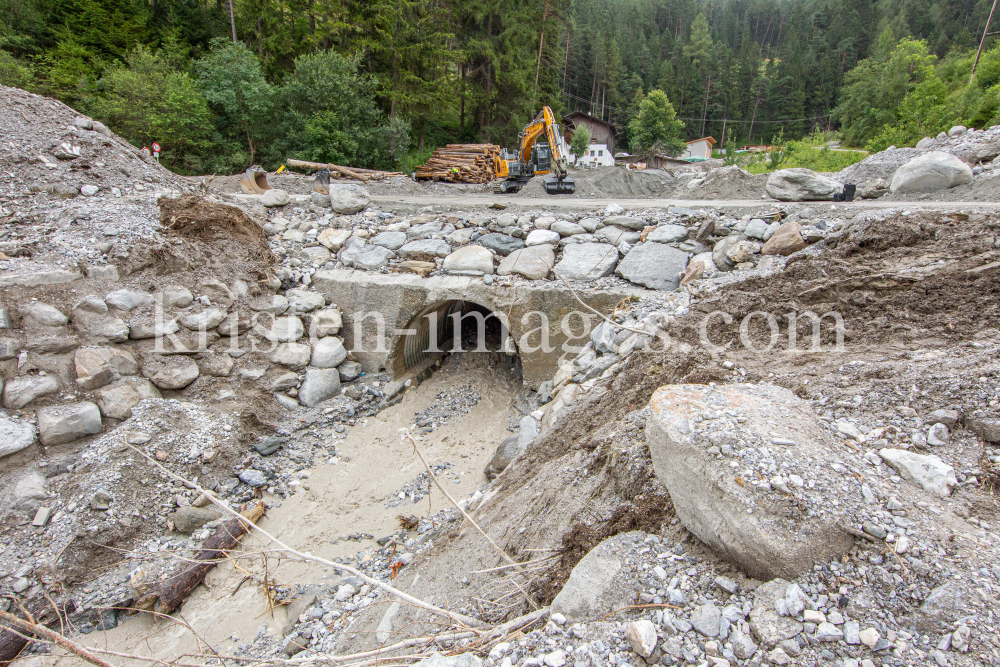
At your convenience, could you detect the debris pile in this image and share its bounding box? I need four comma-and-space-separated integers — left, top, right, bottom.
415, 144, 502, 183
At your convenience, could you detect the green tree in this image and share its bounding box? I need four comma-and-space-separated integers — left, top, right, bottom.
569, 126, 591, 160
194, 38, 275, 165
835, 36, 938, 147
87, 45, 213, 173
627, 89, 686, 155
273, 49, 410, 170
683, 12, 714, 136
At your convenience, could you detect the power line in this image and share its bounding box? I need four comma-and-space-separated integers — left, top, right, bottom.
560, 90, 833, 126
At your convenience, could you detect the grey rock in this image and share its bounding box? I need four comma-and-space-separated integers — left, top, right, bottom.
744, 219, 769, 240
299, 368, 341, 407
3, 375, 60, 409
0, 338, 21, 360
170, 506, 223, 534
310, 192, 331, 207
0, 417, 36, 458
916, 137, 937, 149
691, 602, 722, 637
266, 316, 304, 342
179, 307, 227, 331
24, 303, 68, 327
730, 629, 758, 660
497, 245, 555, 280
198, 280, 236, 306
197, 352, 234, 377
878, 448, 956, 497
476, 233, 525, 256
142, 356, 200, 389
815, 622, 843, 642
254, 436, 285, 456
485, 435, 521, 480
603, 215, 645, 230
261, 189, 290, 207
551, 220, 586, 237
890, 151, 973, 193
647, 384, 855, 580
286, 289, 326, 313
966, 415, 1000, 442
106, 289, 154, 311
614, 243, 689, 290
329, 184, 370, 214
595, 226, 640, 247
443, 245, 495, 275
917, 583, 964, 632
591, 321, 616, 354
268, 372, 298, 392
301, 246, 332, 264
239, 469, 268, 487
158, 286, 194, 308
37, 402, 102, 446
74, 347, 139, 389
269, 342, 312, 369
551, 531, 642, 621
553, 243, 620, 281
311, 337, 348, 368
524, 229, 561, 246
927, 408, 959, 427
397, 239, 452, 261
95, 378, 161, 420
765, 168, 843, 201
344, 245, 394, 270
647, 224, 688, 244
578, 217, 601, 232
73, 295, 108, 314
406, 220, 444, 240
371, 231, 408, 250
338, 360, 362, 381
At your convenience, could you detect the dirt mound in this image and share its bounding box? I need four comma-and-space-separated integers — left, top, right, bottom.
515, 166, 674, 198
159, 195, 273, 264
0, 85, 180, 199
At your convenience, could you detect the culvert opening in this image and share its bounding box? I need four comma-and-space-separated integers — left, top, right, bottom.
394, 300, 520, 381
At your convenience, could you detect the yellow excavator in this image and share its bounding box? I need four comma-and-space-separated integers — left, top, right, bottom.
493, 106, 575, 195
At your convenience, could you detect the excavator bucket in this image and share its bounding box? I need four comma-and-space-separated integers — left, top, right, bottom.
239, 166, 272, 194
313, 168, 331, 195
543, 175, 575, 195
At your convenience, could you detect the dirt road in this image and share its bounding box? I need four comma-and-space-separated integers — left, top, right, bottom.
371, 194, 1000, 210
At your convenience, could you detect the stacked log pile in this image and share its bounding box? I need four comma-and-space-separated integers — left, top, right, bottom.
414, 144, 502, 183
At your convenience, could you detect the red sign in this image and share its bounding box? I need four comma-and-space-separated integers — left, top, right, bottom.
152, 142, 161, 153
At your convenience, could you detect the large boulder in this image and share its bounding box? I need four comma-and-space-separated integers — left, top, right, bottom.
889, 151, 973, 193
299, 368, 341, 407
0, 417, 36, 458
265, 316, 304, 342
765, 168, 843, 201
329, 185, 370, 214
269, 342, 312, 369
497, 245, 555, 280
37, 402, 102, 446
553, 243, 620, 281
646, 384, 856, 580
614, 243, 689, 290
443, 245, 494, 275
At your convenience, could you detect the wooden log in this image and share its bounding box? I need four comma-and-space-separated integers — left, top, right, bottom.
134, 502, 266, 614
0, 597, 76, 666
285, 159, 402, 181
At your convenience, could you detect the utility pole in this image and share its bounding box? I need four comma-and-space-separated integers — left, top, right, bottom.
972, 0, 1000, 83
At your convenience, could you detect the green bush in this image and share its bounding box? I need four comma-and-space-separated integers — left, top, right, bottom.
87, 45, 214, 174
0, 49, 34, 88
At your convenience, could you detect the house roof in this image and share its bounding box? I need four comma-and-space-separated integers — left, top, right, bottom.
687, 136, 717, 145
562, 111, 617, 135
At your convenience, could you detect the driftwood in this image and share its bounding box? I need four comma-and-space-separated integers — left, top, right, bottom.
0, 597, 77, 666
285, 159, 402, 182
135, 501, 266, 614
415, 144, 502, 183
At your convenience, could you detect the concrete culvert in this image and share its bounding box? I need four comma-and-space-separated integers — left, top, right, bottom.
394, 299, 520, 381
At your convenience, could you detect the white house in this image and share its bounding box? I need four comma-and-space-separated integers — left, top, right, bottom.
571, 142, 615, 167
680, 136, 717, 160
